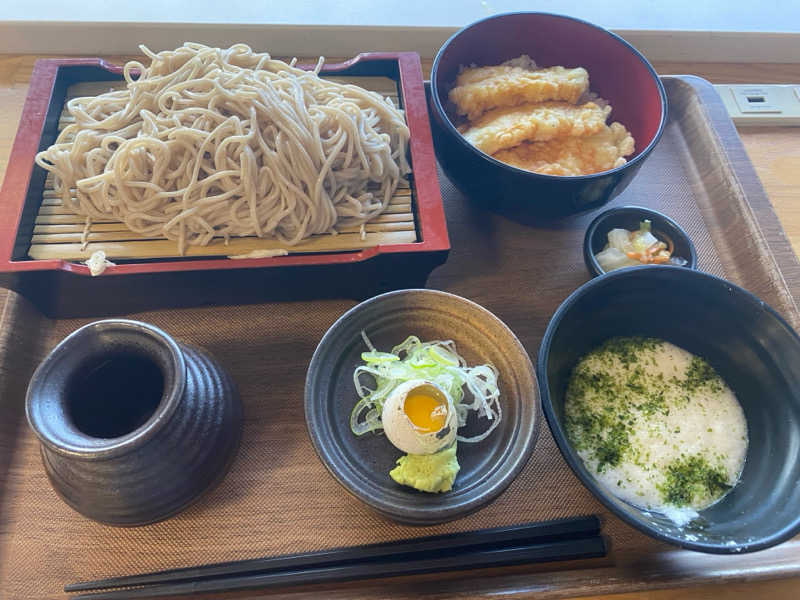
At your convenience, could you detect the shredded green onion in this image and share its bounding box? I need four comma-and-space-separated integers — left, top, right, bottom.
350, 333, 502, 443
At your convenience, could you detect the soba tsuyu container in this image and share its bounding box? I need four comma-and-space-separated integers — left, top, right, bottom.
25, 319, 242, 526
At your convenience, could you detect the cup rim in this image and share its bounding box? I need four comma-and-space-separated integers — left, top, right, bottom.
25, 319, 186, 459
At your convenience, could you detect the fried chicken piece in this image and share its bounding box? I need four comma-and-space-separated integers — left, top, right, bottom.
461, 102, 611, 156
492, 122, 635, 176
450, 64, 589, 120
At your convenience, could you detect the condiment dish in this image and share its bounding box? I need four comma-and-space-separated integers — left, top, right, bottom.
539, 266, 800, 553
583, 205, 697, 276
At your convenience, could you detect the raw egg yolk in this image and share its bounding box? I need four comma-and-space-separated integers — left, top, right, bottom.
404, 392, 447, 433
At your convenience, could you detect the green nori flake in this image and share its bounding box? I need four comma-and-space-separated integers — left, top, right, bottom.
598, 336, 658, 367
626, 366, 646, 388
658, 455, 732, 506
636, 390, 667, 416
683, 356, 724, 393
566, 410, 630, 473
567, 366, 616, 400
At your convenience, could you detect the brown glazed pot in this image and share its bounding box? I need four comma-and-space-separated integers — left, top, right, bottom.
25, 319, 242, 526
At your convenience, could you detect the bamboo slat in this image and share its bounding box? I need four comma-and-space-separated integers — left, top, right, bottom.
31, 75, 417, 261
31, 221, 415, 244
28, 231, 416, 260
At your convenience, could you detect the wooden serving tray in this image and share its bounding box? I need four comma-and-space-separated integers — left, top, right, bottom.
1, 75, 799, 599
0, 54, 449, 317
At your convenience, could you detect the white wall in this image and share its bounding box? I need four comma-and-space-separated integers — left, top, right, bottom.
1, 1, 798, 61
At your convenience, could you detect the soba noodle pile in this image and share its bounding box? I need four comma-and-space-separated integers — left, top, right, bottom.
35, 43, 411, 254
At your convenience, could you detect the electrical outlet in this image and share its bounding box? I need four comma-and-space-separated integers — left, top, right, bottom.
713, 84, 800, 126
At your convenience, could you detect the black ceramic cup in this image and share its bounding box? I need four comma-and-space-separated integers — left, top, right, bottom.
538, 266, 800, 553
26, 319, 242, 526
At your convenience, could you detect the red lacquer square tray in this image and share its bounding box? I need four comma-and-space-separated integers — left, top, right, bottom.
0, 52, 449, 317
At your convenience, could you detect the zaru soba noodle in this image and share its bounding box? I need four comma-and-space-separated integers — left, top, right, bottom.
34, 43, 411, 254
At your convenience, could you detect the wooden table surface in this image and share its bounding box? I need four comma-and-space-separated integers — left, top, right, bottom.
0, 55, 798, 600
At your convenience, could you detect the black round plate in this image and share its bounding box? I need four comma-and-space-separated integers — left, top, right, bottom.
305, 289, 540, 525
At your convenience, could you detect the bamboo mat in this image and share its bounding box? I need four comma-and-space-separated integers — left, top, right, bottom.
29, 77, 416, 261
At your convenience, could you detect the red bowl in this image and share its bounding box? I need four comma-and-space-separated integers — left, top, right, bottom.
429, 12, 667, 217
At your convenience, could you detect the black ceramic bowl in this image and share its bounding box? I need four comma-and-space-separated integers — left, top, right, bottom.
538, 266, 800, 553
429, 12, 667, 216
305, 289, 540, 525
583, 206, 698, 277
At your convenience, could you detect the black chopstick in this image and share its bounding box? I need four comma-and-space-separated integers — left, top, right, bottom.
66, 515, 601, 593
70, 535, 606, 599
